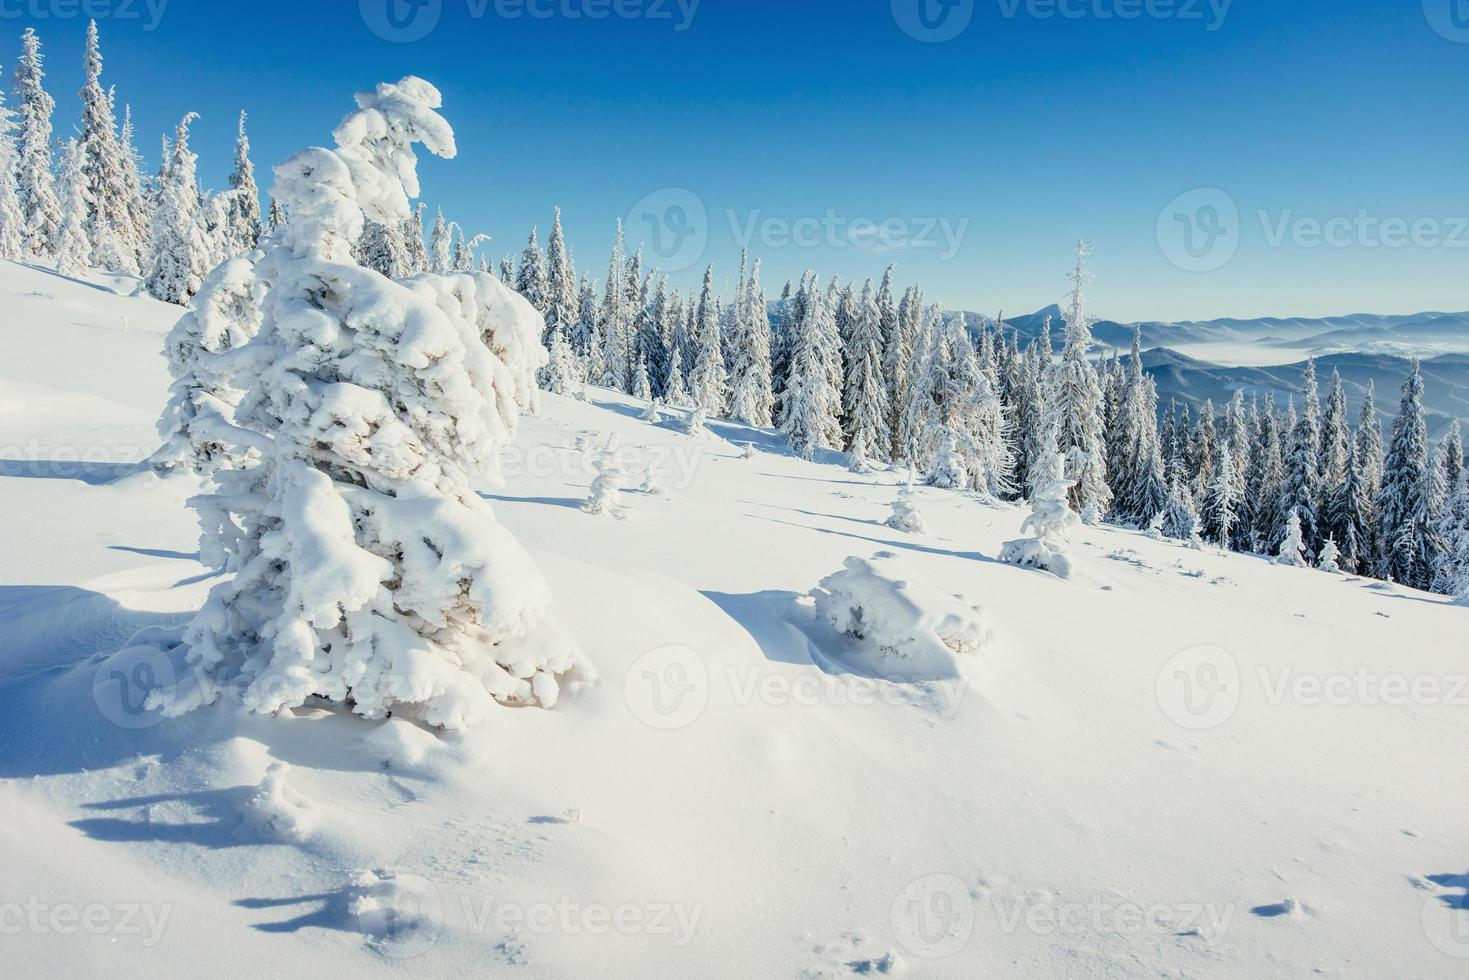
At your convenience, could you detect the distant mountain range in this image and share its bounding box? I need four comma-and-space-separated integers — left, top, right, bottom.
982, 307, 1469, 437
987, 306, 1469, 361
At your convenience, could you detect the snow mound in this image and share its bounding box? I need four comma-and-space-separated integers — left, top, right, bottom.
811, 552, 993, 681
243, 762, 319, 843
361, 718, 439, 768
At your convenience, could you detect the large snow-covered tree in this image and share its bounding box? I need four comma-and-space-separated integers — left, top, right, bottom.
152, 77, 584, 730
13, 28, 61, 258
780, 274, 841, 459
541, 208, 577, 352
516, 225, 549, 313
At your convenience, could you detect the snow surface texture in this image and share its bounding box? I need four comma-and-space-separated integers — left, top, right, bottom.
1, 261, 1468, 977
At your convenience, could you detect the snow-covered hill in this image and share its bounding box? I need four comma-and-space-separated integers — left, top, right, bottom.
2, 259, 1467, 979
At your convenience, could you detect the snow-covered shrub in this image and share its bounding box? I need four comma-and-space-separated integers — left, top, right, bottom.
885, 486, 926, 533
812, 552, 992, 681
1001, 449, 1079, 577
149, 256, 263, 475
583, 451, 625, 516
1276, 507, 1309, 567
640, 398, 663, 423
683, 405, 708, 437
741, 441, 757, 460
1318, 538, 1342, 574
150, 77, 586, 731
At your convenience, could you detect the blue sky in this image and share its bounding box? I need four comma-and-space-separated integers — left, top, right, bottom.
7, 0, 1469, 321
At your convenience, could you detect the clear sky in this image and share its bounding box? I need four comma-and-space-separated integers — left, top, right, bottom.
6, 0, 1468, 322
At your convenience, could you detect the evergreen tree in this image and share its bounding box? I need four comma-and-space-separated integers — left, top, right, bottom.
399, 202, 427, 274
842, 279, 889, 471
599, 224, 630, 390
428, 209, 451, 274
53, 139, 89, 277
223, 111, 262, 257
516, 225, 549, 313
13, 28, 61, 257
1042, 241, 1110, 520
637, 276, 671, 396
1376, 361, 1442, 589
727, 259, 775, 427
1161, 470, 1204, 548
573, 273, 600, 367
144, 113, 210, 305
1281, 360, 1323, 555
0, 76, 24, 260
542, 208, 577, 353
117, 104, 151, 268
688, 264, 726, 415
541, 323, 583, 396
1275, 507, 1309, 567
877, 267, 906, 455
1202, 444, 1241, 550
779, 275, 841, 459
267, 198, 286, 232
76, 22, 137, 273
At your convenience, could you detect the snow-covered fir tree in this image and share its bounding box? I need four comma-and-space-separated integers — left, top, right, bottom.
428, 208, 451, 274
688, 265, 726, 415
0, 77, 24, 259
842, 279, 889, 471
13, 28, 61, 257
223, 111, 263, 257
1202, 444, 1240, 550
1276, 507, 1309, 567
541, 208, 576, 350
144, 113, 210, 305
1043, 241, 1110, 521
1318, 538, 1342, 574
53, 139, 89, 277
1281, 360, 1322, 554
1376, 361, 1442, 589
1001, 436, 1079, 577
541, 323, 583, 396
516, 225, 549, 313
76, 21, 139, 273
153, 76, 583, 729
727, 259, 775, 427
1161, 469, 1204, 549
780, 275, 842, 460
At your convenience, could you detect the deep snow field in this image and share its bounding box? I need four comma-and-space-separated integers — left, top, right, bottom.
1, 258, 1466, 979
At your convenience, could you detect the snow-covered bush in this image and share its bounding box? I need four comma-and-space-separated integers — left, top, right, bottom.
812, 552, 992, 681
641, 398, 663, 423
683, 405, 708, 438
150, 77, 586, 731
1276, 507, 1309, 567
885, 486, 926, 533
1001, 449, 1078, 577
583, 450, 625, 516
149, 256, 263, 475
1318, 538, 1342, 574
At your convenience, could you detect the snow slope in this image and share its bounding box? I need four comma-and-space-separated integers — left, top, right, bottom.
2, 259, 1467, 979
